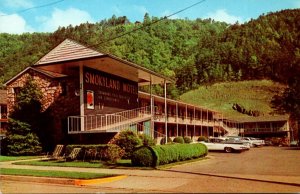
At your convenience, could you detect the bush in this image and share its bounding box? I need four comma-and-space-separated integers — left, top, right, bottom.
138, 134, 156, 146
4, 119, 42, 156
183, 136, 192, 143
173, 136, 184, 144
65, 144, 107, 160
198, 136, 207, 142
113, 130, 142, 158
131, 143, 208, 167
65, 144, 124, 162
160, 137, 173, 145
131, 146, 157, 167
102, 144, 125, 163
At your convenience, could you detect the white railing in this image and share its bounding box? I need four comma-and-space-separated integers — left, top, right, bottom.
221, 122, 240, 136
68, 106, 152, 133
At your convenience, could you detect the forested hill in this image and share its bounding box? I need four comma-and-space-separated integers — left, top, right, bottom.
1, 9, 299, 97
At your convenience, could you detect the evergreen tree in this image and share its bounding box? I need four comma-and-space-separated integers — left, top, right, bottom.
5, 76, 44, 154
4, 119, 42, 156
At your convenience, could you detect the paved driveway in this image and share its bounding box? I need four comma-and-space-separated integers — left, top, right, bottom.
171, 146, 300, 176
1, 146, 300, 193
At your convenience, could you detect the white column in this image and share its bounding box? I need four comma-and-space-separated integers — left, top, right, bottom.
176, 102, 178, 136
150, 76, 154, 138
80, 64, 85, 131
185, 105, 187, 136
164, 80, 168, 142
193, 106, 195, 139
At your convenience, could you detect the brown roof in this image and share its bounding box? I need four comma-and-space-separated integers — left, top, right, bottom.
4, 67, 67, 86
33, 68, 67, 78
35, 39, 104, 65
0, 90, 7, 104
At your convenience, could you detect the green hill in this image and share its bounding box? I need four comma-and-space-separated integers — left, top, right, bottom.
1, 9, 299, 96
180, 80, 286, 119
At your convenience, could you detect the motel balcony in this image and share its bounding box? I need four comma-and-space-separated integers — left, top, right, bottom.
244, 127, 288, 133
153, 113, 215, 127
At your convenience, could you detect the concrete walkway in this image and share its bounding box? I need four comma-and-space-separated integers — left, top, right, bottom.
1, 157, 300, 187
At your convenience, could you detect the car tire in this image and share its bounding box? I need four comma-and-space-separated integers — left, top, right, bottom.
224, 147, 232, 153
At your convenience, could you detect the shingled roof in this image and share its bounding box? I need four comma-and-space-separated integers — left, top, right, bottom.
35, 39, 104, 65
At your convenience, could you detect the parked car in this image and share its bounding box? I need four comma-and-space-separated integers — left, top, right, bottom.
200, 138, 249, 153
239, 137, 265, 147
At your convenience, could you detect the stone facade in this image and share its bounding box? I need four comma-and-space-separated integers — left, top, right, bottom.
6, 68, 80, 146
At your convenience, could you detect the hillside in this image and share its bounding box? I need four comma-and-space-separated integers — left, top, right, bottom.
1, 9, 299, 97
180, 80, 287, 119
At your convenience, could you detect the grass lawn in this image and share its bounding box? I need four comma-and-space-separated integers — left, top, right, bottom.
14, 160, 105, 168
0, 168, 115, 179
0, 156, 40, 162
13, 159, 133, 169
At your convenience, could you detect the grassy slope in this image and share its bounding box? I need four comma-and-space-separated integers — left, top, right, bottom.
180, 80, 286, 119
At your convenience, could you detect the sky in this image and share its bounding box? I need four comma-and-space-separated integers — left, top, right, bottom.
0, 0, 299, 34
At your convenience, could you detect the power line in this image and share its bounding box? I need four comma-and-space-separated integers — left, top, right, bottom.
93, 0, 206, 47
48, 0, 206, 53
0, 0, 65, 17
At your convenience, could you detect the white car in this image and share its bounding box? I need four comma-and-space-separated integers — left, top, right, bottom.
241, 137, 265, 147
200, 138, 249, 153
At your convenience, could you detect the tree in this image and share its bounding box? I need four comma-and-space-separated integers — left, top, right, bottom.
10, 76, 43, 131
7, 76, 44, 153
111, 130, 142, 159
3, 119, 42, 156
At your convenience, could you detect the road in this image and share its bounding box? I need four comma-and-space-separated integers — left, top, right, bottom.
1, 146, 300, 193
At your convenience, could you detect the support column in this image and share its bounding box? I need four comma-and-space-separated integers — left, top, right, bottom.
79, 64, 85, 131
185, 104, 187, 136
150, 76, 154, 138
164, 80, 168, 142
176, 102, 178, 136
193, 106, 195, 139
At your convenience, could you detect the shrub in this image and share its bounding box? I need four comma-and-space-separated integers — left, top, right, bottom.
102, 144, 125, 163
65, 144, 125, 162
65, 144, 107, 160
131, 146, 156, 167
138, 134, 156, 146
160, 137, 173, 145
4, 119, 42, 156
173, 136, 184, 144
183, 136, 192, 143
113, 130, 142, 158
131, 143, 208, 167
198, 136, 207, 142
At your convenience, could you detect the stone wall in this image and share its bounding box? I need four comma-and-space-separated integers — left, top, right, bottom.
7, 69, 60, 113
6, 68, 80, 146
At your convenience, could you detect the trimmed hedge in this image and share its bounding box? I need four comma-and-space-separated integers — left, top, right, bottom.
131, 143, 207, 167
65, 144, 119, 161
183, 136, 192, 143
198, 136, 208, 142
160, 137, 173, 145
173, 136, 184, 144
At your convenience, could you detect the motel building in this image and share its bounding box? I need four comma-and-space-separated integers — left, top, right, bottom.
4, 39, 292, 147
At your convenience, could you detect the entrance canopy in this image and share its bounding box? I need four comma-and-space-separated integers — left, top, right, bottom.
34, 39, 173, 86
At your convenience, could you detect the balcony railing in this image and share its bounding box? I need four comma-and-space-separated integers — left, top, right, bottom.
153, 113, 215, 126
68, 106, 152, 133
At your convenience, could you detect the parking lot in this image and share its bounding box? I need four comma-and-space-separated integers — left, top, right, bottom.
172, 146, 300, 176
1, 146, 300, 193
